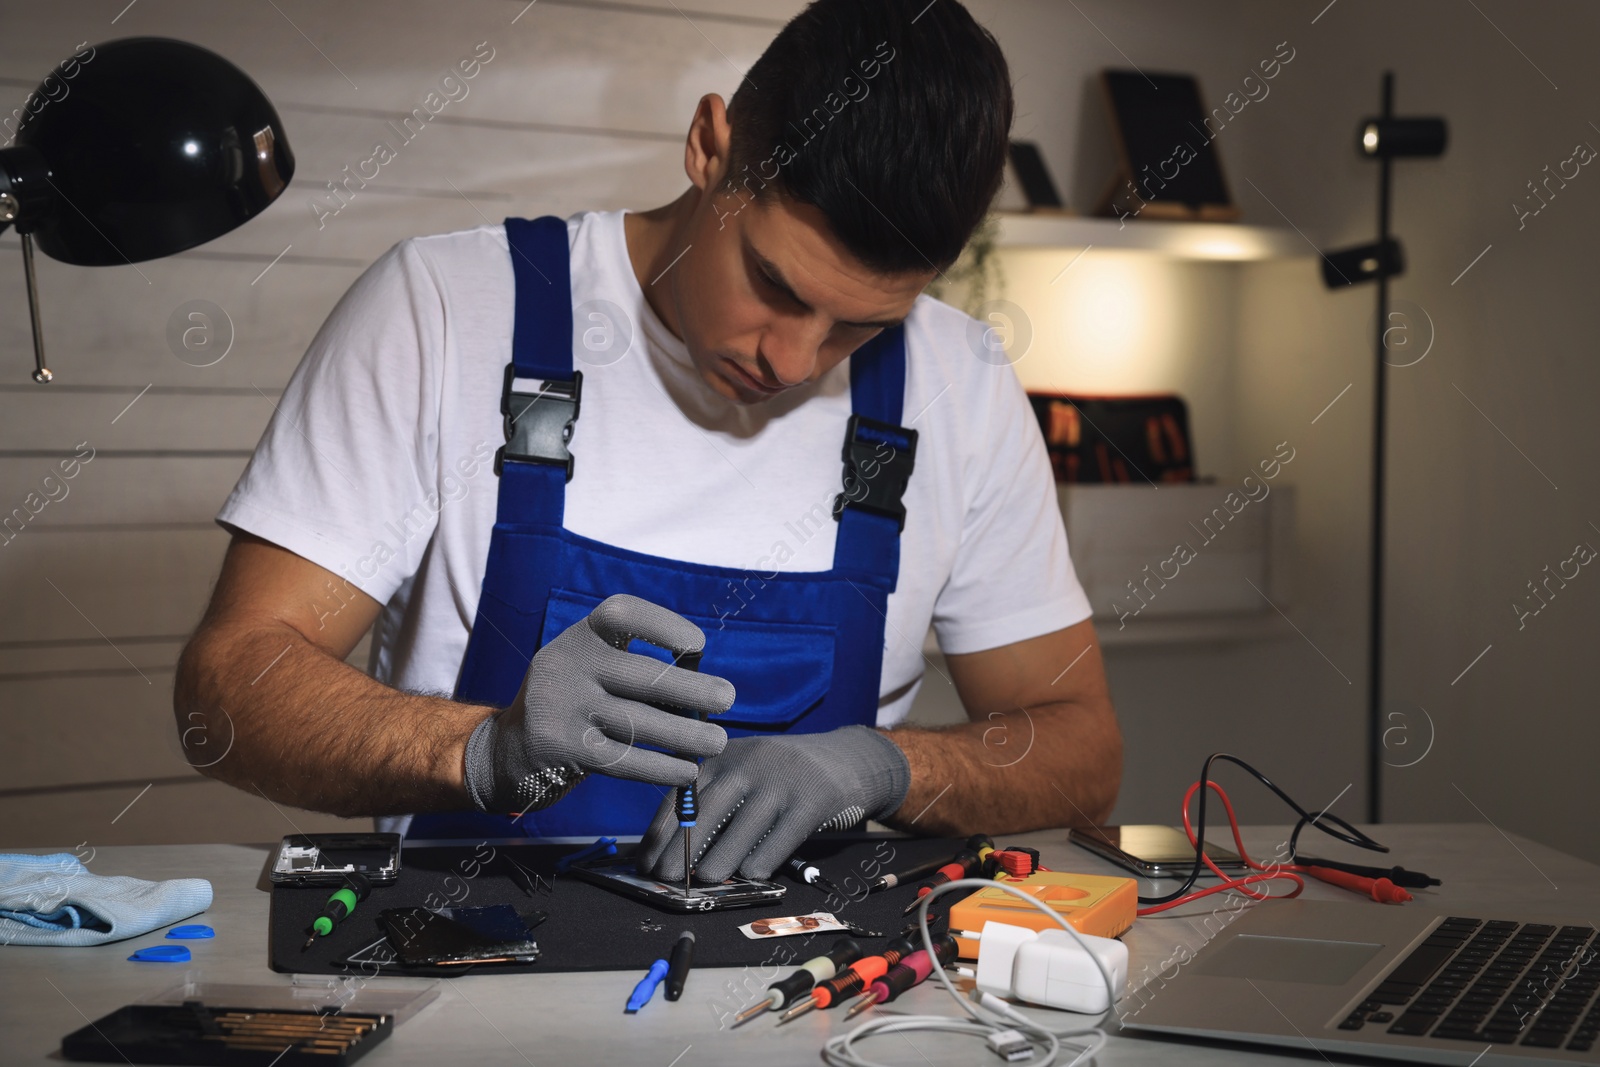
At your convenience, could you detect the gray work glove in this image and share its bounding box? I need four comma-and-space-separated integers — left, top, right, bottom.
636, 725, 911, 883
463, 593, 734, 815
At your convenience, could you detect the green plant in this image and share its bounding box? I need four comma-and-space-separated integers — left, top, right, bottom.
925, 213, 1004, 315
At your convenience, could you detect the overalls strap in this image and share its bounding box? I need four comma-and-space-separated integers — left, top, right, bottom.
833, 325, 913, 591
495, 216, 581, 528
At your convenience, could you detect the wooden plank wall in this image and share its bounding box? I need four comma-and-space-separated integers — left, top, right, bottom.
0, 0, 803, 846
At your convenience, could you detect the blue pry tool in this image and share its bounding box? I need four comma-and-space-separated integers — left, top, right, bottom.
128, 945, 190, 962
626, 958, 670, 1013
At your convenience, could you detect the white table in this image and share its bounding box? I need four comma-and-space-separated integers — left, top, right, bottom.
5, 824, 1596, 1066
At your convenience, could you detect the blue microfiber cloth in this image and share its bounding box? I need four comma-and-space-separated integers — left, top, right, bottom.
0, 853, 212, 947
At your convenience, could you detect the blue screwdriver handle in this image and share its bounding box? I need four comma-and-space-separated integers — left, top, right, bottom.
676, 651, 705, 803
677, 777, 698, 825
677, 653, 701, 826
675, 651, 704, 890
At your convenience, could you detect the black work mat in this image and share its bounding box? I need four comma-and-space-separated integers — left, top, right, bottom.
269, 835, 967, 976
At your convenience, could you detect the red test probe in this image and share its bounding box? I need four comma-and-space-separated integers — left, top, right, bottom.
1136, 778, 1419, 915
1301, 865, 1412, 903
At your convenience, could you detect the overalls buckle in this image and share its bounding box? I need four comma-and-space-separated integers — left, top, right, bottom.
832, 413, 919, 532
495, 364, 583, 479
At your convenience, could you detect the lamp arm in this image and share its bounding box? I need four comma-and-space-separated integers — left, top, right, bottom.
19, 234, 51, 383
0, 145, 56, 381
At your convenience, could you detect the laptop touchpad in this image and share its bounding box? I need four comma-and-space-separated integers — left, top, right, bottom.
1196, 935, 1385, 985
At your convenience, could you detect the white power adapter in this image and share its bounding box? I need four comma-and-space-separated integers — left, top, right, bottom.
971, 920, 1128, 1013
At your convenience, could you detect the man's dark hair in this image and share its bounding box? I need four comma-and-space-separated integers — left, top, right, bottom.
724, 0, 1013, 275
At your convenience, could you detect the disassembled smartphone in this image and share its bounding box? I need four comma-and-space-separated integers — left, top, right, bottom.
271, 833, 402, 887
571, 862, 787, 913
378, 904, 544, 968
1070, 824, 1246, 879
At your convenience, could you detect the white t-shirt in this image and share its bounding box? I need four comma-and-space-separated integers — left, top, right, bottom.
217, 209, 1091, 726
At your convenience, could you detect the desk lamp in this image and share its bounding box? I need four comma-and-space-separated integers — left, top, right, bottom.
0, 37, 294, 382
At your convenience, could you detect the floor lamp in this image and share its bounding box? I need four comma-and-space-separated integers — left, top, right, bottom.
1320, 72, 1447, 823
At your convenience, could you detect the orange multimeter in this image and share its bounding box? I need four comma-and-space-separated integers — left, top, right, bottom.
949, 870, 1138, 960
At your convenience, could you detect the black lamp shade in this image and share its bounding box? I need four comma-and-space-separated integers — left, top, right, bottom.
1321, 238, 1405, 288
1359, 117, 1448, 159
14, 37, 293, 266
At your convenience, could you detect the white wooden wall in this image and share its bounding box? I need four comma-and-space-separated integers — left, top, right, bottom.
0, 0, 803, 846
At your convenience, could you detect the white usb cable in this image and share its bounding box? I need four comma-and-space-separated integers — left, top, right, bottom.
820, 878, 1121, 1067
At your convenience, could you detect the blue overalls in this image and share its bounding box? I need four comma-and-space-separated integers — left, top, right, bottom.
405, 215, 917, 840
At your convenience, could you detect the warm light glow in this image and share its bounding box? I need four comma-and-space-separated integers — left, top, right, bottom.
1062, 255, 1152, 361
1362, 123, 1380, 154
993, 248, 1197, 396
1188, 238, 1253, 260
996, 215, 1300, 261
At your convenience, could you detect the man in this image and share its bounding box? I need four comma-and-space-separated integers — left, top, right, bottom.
175, 0, 1122, 885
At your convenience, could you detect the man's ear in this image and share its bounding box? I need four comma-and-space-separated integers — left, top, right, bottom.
684, 93, 732, 193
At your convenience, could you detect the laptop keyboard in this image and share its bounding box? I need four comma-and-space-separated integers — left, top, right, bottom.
1338, 917, 1600, 1051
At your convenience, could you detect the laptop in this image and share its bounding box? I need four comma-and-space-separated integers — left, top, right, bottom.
1119, 898, 1600, 1065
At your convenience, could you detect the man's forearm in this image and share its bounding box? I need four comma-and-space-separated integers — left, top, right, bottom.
174, 621, 487, 818
880, 699, 1121, 838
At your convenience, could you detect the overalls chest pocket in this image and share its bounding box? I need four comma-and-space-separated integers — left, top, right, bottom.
539, 587, 836, 732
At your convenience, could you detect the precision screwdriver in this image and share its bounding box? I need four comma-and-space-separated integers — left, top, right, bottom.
664, 930, 696, 1000
901, 849, 984, 915
899, 836, 995, 915
730, 937, 863, 1028
869, 855, 950, 893
777, 935, 918, 1024
676, 650, 704, 900
843, 934, 960, 1019
782, 856, 846, 898
966, 834, 997, 871
301, 873, 372, 951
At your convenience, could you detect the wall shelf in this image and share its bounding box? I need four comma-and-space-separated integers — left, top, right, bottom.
994, 211, 1310, 261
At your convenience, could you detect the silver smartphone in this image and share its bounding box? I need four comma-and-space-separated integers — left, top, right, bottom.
1070, 824, 1246, 878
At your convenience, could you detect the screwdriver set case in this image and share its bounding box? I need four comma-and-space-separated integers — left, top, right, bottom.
61, 1002, 392, 1065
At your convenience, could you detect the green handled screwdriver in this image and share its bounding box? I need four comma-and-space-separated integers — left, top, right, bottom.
302, 873, 371, 951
